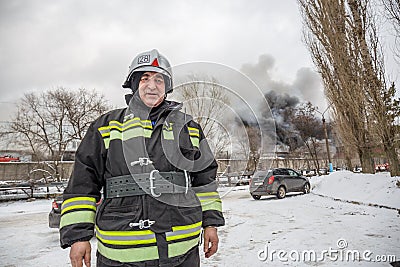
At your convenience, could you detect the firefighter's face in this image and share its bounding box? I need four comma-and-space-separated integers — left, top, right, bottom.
138, 72, 165, 107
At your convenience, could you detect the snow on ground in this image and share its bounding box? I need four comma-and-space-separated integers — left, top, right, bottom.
311, 171, 400, 209
0, 171, 399, 266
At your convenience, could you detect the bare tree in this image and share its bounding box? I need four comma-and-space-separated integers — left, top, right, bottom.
382, 0, 400, 24
291, 102, 325, 171
64, 88, 110, 140
297, 0, 400, 174
382, 0, 400, 61
361, 14, 400, 176
174, 75, 231, 155
8, 87, 110, 180
242, 125, 261, 172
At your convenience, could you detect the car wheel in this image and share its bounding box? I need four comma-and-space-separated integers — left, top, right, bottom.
303, 183, 310, 194
277, 186, 286, 199
251, 194, 261, 200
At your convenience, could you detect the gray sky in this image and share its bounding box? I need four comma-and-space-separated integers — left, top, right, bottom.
0, 0, 398, 122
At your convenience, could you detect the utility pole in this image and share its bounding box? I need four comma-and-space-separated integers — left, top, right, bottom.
316, 104, 333, 172
321, 115, 332, 172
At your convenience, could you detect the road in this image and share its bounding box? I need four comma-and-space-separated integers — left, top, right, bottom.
0, 186, 399, 266
204, 187, 399, 266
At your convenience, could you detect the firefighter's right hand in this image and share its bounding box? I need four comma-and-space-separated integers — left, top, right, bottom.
70, 241, 91, 267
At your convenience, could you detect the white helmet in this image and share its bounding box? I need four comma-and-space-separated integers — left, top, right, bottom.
122, 49, 173, 93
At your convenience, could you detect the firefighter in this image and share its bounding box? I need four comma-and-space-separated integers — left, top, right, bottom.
60, 49, 225, 267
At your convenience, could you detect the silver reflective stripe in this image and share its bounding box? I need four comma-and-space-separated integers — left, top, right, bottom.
99, 128, 110, 135
61, 200, 96, 210
95, 226, 157, 245
97, 232, 155, 241
109, 119, 152, 129
166, 225, 202, 238
196, 195, 220, 201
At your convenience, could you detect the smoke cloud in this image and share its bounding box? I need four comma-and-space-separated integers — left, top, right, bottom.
240, 54, 326, 110
239, 54, 325, 149
261, 91, 302, 148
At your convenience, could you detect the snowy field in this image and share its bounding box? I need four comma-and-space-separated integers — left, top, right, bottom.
0, 171, 399, 266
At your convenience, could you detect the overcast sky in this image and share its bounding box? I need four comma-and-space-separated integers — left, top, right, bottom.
0, 0, 398, 123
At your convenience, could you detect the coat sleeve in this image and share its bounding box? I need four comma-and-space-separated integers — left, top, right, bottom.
59, 120, 106, 248
187, 121, 225, 228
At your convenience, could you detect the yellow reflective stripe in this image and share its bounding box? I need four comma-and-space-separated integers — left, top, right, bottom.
104, 138, 110, 149
188, 127, 200, 137
96, 226, 154, 236
59, 210, 95, 229
200, 199, 221, 203
166, 229, 201, 241
62, 197, 96, 206
102, 128, 152, 149
168, 236, 200, 258
201, 200, 222, 212
162, 130, 174, 140
190, 137, 199, 147
187, 127, 199, 133
196, 192, 222, 211
96, 237, 156, 246
109, 118, 152, 127
61, 197, 97, 215
96, 224, 157, 244
99, 119, 152, 130
167, 221, 202, 241
106, 123, 152, 131
102, 132, 110, 138
163, 123, 173, 131
109, 118, 151, 126
189, 132, 200, 137
171, 221, 202, 231
97, 242, 159, 262
98, 127, 110, 134
108, 128, 152, 140
61, 204, 96, 215
196, 192, 219, 197
98, 118, 153, 141
109, 129, 142, 139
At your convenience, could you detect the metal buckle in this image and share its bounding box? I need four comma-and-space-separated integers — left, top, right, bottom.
149, 170, 161, 197
130, 157, 153, 167
184, 170, 189, 194
128, 219, 155, 229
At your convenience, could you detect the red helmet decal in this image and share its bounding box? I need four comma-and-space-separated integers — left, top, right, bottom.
151, 58, 159, 67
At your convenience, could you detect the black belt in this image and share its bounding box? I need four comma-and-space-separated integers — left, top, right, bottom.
106, 171, 188, 198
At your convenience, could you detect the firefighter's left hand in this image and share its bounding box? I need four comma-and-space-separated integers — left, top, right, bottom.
203, 226, 219, 258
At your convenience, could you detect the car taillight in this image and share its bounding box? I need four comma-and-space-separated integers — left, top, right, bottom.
52, 201, 59, 209
268, 176, 275, 184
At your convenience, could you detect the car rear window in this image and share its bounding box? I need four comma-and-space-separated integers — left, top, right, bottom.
253, 170, 272, 180
254, 171, 266, 177
273, 169, 289, 175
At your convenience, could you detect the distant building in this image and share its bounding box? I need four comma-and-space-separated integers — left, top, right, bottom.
0, 150, 33, 162
62, 140, 80, 161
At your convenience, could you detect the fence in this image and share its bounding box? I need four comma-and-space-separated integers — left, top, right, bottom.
0, 162, 74, 182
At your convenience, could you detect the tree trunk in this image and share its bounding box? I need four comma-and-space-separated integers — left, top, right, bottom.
384, 144, 400, 176
345, 153, 353, 171
359, 147, 375, 174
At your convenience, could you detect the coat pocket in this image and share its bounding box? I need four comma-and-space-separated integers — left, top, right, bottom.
97, 198, 143, 231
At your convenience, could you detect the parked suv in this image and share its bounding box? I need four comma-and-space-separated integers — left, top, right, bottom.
249, 168, 310, 200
